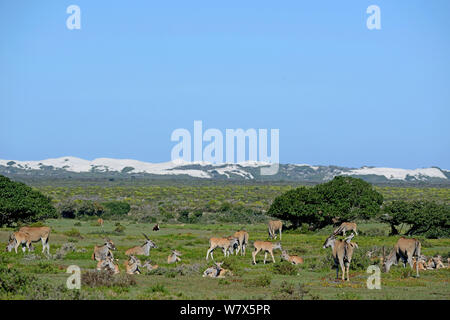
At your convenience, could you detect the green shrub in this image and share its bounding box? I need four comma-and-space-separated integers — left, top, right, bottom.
63, 228, 82, 238
272, 261, 298, 276
81, 270, 136, 288
381, 200, 450, 238
0, 265, 34, 296
272, 281, 314, 300
268, 176, 383, 230
0, 175, 57, 227
148, 284, 169, 294
102, 201, 130, 216
114, 224, 126, 233
244, 275, 272, 287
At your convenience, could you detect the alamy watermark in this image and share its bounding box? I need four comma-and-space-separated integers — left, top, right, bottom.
66, 5, 81, 30
367, 5, 381, 30
366, 265, 381, 289
66, 265, 81, 289
171, 121, 280, 175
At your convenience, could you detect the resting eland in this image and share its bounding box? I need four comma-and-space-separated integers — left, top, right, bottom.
125, 233, 157, 256
92, 238, 116, 261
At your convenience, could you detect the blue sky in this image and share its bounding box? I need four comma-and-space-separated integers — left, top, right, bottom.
1, 1, 449, 169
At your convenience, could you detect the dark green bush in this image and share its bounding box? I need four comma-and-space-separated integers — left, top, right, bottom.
268, 176, 383, 230
272, 261, 298, 276
81, 270, 136, 288
102, 201, 130, 216
0, 175, 57, 226
244, 275, 272, 287
381, 200, 450, 238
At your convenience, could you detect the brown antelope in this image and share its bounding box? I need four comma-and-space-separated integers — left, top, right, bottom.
97, 257, 120, 274
333, 222, 358, 236
203, 262, 222, 278
226, 236, 239, 255
92, 238, 116, 261
124, 255, 141, 274
434, 256, 445, 269
412, 257, 426, 271
18, 226, 51, 254
281, 250, 304, 265
206, 237, 239, 260
125, 233, 157, 256
141, 260, 159, 271
268, 220, 282, 240
233, 230, 249, 256
97, 218, 104, 228
6, 231, 34, 253
322, 233, 358, 281
382, 237, 421, 277
252, 241, 282, 265
153, 223, 160, 231
167, 250, 182, 264
202, 262, 232, 278
426, 256, 445, 270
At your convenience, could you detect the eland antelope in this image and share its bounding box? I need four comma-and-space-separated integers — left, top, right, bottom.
323, 233, 358, 281
125, 233, 157, 256
167, 250, 182, 264
281, 250, 304, 265
252, 241, 282, 265
202, 262, 232, 278
412, 257, 427, 271
268, 220, 282, 240
203, 262, 222, 278
233, 230, 249, 256
141, 260, 159, 271
6, 231, 33, 253
382, 237, 421, 277
97, 257, 120, 274
426, 256, 445, 270
18, 226, 51, 254
92, 238, 116, 261
333, 222, 358, 236
124, 255, 141, 274
206, 237, 239, 260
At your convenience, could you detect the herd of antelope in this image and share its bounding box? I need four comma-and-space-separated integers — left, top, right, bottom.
5, 220, 449, 281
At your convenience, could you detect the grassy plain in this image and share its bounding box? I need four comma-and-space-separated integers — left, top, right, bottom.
1, 219, 449, 300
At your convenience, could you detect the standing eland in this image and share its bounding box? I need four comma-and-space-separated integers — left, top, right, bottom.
382, 237, 421, 277
323, 233, 358, 281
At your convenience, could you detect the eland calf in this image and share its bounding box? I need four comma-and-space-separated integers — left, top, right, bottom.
206, 237, 239, 260
333, 222, 358, 236
6, 231, 33, 253
18, 226, 51, 254
252, 241, 282, 265
281, 250, 304, 265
